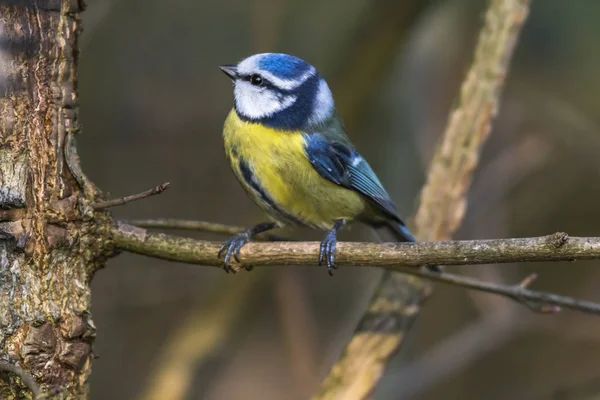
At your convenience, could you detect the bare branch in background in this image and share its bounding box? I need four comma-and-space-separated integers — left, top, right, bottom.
464, 132, 552, 312
312, 0, 532, 398
275, 270, 320, 398
404, 112, 556, 397
128, 218, 289, 241
137, 273, 263, 400
330, 0, 434, 128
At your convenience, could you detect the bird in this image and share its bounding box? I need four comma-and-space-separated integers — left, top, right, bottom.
218, 53, 422, 275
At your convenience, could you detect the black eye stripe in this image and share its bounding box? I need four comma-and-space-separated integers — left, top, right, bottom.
238, 73, 310, 94
240, 74, 266, 83
240, 74, 279, 90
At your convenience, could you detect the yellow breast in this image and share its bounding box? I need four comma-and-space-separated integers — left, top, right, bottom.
223, 110, 365, 229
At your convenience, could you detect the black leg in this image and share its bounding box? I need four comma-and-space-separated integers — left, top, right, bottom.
318, 219, 345, 276
218, 222, 277, 273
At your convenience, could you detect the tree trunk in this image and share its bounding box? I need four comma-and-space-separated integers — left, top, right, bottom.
0, 1, 109, 397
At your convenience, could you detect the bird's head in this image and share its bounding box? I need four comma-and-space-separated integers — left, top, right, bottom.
220, 53, 335, 130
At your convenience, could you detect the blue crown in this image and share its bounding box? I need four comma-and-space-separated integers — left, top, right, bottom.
257, 53, 313, 81
229, 53, 334, 131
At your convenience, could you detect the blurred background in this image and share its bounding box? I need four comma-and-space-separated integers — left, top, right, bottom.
78, 0, 600, 398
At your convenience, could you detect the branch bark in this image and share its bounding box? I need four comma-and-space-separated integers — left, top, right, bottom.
112, 224, 600, 315
0, 361, 43, 399
313, 0, 532, 398
91, 182, 170, 210
114, 226, 598, 268
0, 2, 111, 397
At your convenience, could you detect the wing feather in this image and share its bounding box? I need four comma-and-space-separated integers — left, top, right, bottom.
303, 133, 403, 223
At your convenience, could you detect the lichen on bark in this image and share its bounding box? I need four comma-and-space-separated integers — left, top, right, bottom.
0, 1, 111, 397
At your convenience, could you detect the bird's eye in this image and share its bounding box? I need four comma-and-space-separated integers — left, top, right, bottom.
250, 74, 263, 86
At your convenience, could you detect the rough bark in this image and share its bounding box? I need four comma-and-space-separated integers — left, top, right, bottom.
0, 1, 111, 397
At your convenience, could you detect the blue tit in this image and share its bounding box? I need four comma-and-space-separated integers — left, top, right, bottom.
218, 53, 420, 275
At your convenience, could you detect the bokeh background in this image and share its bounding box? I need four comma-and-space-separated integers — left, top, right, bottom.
78, 0, 600, 399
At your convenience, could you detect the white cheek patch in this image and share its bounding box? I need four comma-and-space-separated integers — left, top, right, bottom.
234, 81, 297, 120
308, 78, 335, 125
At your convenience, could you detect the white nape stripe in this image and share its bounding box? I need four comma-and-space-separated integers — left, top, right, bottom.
259, 67, 316, 91
308, 78, 335, 125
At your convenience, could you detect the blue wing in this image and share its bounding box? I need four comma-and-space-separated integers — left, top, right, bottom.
303, 133, 403, 224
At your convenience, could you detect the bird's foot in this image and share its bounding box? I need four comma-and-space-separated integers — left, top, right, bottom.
218, 222, 278, 273
218, 231, 252, 273
318, 229, 338, 276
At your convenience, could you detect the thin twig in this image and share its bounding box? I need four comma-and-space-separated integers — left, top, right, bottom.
91, 182, 170, 210
126, 218, 289, 241
65, 130, 102, 199
112, 223, 600, 315
0, 361, 43, 399
404, 270, 565, 313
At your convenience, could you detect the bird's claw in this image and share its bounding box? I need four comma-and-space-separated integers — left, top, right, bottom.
318, 230, 338, 276
218, 232, 251, 273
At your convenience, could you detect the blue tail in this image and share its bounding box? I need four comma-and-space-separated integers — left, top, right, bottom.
383, 220, 416, 243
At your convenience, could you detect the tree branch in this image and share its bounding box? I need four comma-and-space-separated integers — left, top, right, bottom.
91, 182, 170, 210
0, 361, 43, 399
112, 223, 600, 315
127, 218, 288, 241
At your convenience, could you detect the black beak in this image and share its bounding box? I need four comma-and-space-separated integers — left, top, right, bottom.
219, 65, 238, 80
